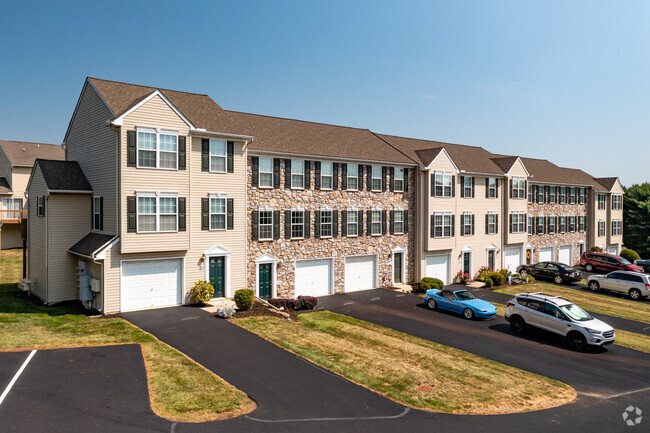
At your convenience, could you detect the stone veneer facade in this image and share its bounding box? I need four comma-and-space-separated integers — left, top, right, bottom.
247, 156, 415, 297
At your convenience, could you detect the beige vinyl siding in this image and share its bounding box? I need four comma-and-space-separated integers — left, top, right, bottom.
47, 193, 92, 304
87, 260, 103, 311
426, 152, 457, 252
504, 160, 528, 246
591, 190, 608, 248
608, 180, 624, 247
66, 82, 118, 234
27, 166, 48, 301
120, 94, 191, 254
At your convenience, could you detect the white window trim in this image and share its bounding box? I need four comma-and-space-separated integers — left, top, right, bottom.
258, 207, 274, 240
209, 193, 227, 231
433, 211, 452, 238
513, 176, 525, 199
394, 208, 405, 234
370, 208, 382, 236
320, 161, 334, 190
258, 157, 274, 188
93, 196, 102, 230
434, 171, 453, 198
488, 178, 497, 198
394, 167, 404, 192
290, 208, 305, 239
346, 207, 359, 237
598, 194, 606, 210
209, 139, 227, 173
598, 219, 606, 237
136, 127, 179, 171
371, 165, 382, 192
511, 211, 526, 233
291, 159, 305, 189
136, 191, 179, 233
537, 214, 545, 233
463, 177, 473, 198
320, 207, 333, 238
346, 165, 359, 191
37, 196, 45, 217
462, 212, 472, 236
487, 211, 497, 235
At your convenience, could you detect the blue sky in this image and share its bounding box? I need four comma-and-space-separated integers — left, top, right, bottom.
1, 0, 648, 186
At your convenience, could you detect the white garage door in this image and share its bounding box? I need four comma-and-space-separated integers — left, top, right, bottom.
539, 247, 554, 262
295, 259, 332, 297
607, 246, 618, 255
425, 255, 450, 284
504, 248, 522, 272
121, 259, 182, 312
345, 255, 376, 292
558, 245, 572, 265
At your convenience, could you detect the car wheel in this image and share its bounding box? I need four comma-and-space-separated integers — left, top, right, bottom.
629, 289, 642, 301
567, 332, 588, 351
520, 269, 527, 278
463, 308, 475, 320
588, 281, 600, 292
510, 316, 525, 333
554, 275, 563, 284
427, 298, 437, 310
585, 264, 593, 272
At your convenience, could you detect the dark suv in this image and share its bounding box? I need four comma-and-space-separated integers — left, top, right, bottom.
579, 252, 643, 273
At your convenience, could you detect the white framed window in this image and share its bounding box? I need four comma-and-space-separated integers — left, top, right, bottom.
93, 196, 102, 230
137, 193, 178, 233
394, 209, 405, 234
371, 166, 382, 191
321, 162, 333, 190
568, 215, 576, 232
210, 196, 226, 230
528, 215, 534, 234
528, 184, 533, 203
537, 215, 545, 234
291, 160, 304, 189
291, 209, 304, 239
259, 157, 273, 188
487, 178, 497, 198
320, 208, 333, 237
2, 198, 23, 220
548, 216, 556, 233
36, 196, 45, 217
462, 212, 473, 236
434, 171, 453, 197
463, 177, 473, 198
612, 194, 622, 210
512, 177, 525, 199
511, 212, 526, 233
537, 186, 545, 203
579, 188, 586, 204
433, 212, 452, 238
347, 165, 358, 190
347, 208, 358, 236
569, 187, 576, 204
371, 209, 382, 235
209, 139, 227, 173
259, 209, 273, 240
394, 167, 404, 192
598, 194, 606, 210
612, 220, 622, 236
486, 212, 497, 234
559, 187, 567, 204
559, 215, 567, 233
598, 220, 605, 237
579, 215, 585, 232
549, 186, 556, 203
137, 127, 178, 170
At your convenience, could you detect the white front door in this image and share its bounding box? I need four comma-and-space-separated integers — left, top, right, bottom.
121, 259, 182, 312
425, 254, 450, 284
504, 248, 522, 272
295, 259, 332, 297
345, 255, 376, 292
558, 245, 572, 265
539, 247, 554, 262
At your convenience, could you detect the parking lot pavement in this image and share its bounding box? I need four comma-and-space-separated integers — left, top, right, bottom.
0, 345, 170, 433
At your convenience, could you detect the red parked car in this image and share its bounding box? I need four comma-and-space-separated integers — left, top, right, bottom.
580, 252, 644, 273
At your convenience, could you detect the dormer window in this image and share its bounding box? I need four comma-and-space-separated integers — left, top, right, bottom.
137, 127, 178, 169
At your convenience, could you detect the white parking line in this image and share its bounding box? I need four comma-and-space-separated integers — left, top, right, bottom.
0, 350, 36, 407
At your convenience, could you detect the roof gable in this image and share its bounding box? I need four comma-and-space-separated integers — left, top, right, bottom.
33, 159, 92, 192
593, 177, 621, 192
0, 140, 64, 167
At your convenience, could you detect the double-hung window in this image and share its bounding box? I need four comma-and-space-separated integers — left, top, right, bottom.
291, 160, 304, 189
209, 139, 227, 172
394, 168, 404, 192
578, 215, 585, 231
486, 212, 497, 234
259, 158, 273, 188
487, 178, 497, 198
569, 215, 576, 232
137, 194, 178, 232
291, 209, 304, 238
559, 187, 566, 204
210, 196, 226, 230
579, 188, 586, 204
37, 196, 45, 216
549, 186, 556, 203
371, 166, 382, 191
528, 184, 533, 203
463, 177, 473, 198
320, 208, 333, 237
258, 209, 273, 240
548, 216, 556, 233
393, 209, 405, 234
512, 177, 525, 199
93, 197, 102, 230
537, 186, 545, 203
347, 209, 358, 236
433, 212, 452, 238
598, 194, 606, 210
528, 215, 534, 234
434, 171, 453, 197
511, 212, 526, 233
462, 212, 473, 236
612, 194, 622, 210
137, 128, 178, 169
598, 220, 605, 237
612, 220, 622, 236
347, 165, 358, 190
321, 162, 333, 189
371, 209, 382, 235
537, 215, 545, 234
559, 215, 567, 233
569, 187, 576, 204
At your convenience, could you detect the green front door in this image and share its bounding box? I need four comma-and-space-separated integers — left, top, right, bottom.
209, 256, 225, 298
463, 252, 471, 275
259, 263, 272, 299
393, 253, 403, 283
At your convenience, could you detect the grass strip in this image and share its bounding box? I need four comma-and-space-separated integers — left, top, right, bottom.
235, 311, 575, 415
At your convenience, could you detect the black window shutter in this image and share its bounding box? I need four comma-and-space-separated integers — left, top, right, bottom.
451, 175, 456, 197
485, 213, 489, 234
366, 210, 372, 235
202, 138, 210, 172
251, 210, 259, 240
285, 210, 291, 239
99, 197, 104, 231
485, 178, 489, 198
366, 165, 372, 190
509, 214, 513, 233
390, 210, 395, 234
389, 167, 395, 192
127, 130, 137, 167
495, 179, 499, 198
382, 167, 387, 191
451, 215, 455, 236
314, 210, 321, 238
524, 180, 528, 197
404, 168, 409, 192
358, 210, 364, 236
471, 214, 475, 235
382, 210, 387, 235
178, 136, 186, 170
273, 210, 280, 239
495, 214, 498, 233
305, 211, 311, 238
509, 179, 513, 198
471, 177, 475, 198
201, 198, 209, 230
273, 159, 281, 188
178, 197, 186, 231
333, 210, 338, 237
342, 211, 347, 236
251, 156, 259, 186
341, 164, 348, 190
127, 196, 136, 232
284, 159, 292, 187
430, 215, 435, 238
227, 198, 234, 230
305, 161, 311, 188
333, 163, 339, 190
315, 161, 321, 190
460, 176, 465, 198
404, 210, 409, 233
227, 141, 234, 173
358, 165, 364, 190
533, 185, 538, 203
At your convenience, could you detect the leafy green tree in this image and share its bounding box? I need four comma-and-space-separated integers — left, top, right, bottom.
623, 183, 650, 259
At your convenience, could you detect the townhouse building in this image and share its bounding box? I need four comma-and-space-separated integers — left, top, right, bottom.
25, 77, 624, 313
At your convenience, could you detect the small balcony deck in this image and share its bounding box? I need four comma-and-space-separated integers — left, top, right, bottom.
0, 209, 27, 224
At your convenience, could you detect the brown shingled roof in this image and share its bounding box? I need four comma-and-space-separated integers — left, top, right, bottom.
0, 140, 64, 167
521, 157, 608, 190
0, 177, 10, 193
593, 177, 619, 191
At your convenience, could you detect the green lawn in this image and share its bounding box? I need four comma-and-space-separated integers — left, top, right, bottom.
0, 249, 23, 284
235, 311, 576, 415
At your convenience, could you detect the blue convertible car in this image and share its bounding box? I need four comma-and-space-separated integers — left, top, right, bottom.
423, 288, 497, 319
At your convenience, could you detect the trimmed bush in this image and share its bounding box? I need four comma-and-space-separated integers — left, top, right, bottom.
590, 246, 602, 252
488, 272, 506, 286
475, 266, 491, 282
498, 269, 508, 277
421, 277, 444, 290
189, 280, 214, 304
410, 281, 432, 294
268, 296, 318, 311
234, 289, 255, 311
620, 249, 640, 263
484, 278, 494, 288
296, 296, 318, 310
524, 274, 535, 283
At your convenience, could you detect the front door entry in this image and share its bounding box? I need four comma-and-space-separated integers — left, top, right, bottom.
259, 263, 272, 299
209, 256, 225, 298
393, 253, 403, 283
487, 250, 496, 271
463, 252, 471, 275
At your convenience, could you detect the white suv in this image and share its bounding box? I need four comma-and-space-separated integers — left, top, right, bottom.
504, 292, 615, 351
587, 271, 650, 300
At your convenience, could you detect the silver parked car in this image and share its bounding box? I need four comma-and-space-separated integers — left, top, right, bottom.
587, 271, 650, 300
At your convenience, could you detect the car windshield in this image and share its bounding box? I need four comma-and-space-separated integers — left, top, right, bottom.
454, 290, 475, 301
559, 304, 592, 321
557, 264, 573, 271
619, 257, 632, 265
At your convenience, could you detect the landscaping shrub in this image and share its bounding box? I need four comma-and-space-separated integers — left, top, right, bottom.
488, 272, 506, 286
268, 296, 318, 311
455, 271, 470, 284
620, 249, 640, 263
524, 274, 535, 283
590, 246, 602, 252
484, 278, 494, 288
475, 266, 491, 282
188, 280, 214, 304
216, 305, 236, 319
498, 269, 508, 277
234, 289, 255, 311
410, 281, 432, 294
421, 277, 444, 290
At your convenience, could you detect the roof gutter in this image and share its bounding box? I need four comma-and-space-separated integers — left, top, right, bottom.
47, 189, 93, 194
190, 128, 254, 141
248, 149, 419, 166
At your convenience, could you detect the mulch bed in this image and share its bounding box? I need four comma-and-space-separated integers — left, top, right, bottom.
231, 300, 319, 322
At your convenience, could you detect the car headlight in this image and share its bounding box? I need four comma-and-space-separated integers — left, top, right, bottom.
584, 328, 601, 334
481, 310, 487, 313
